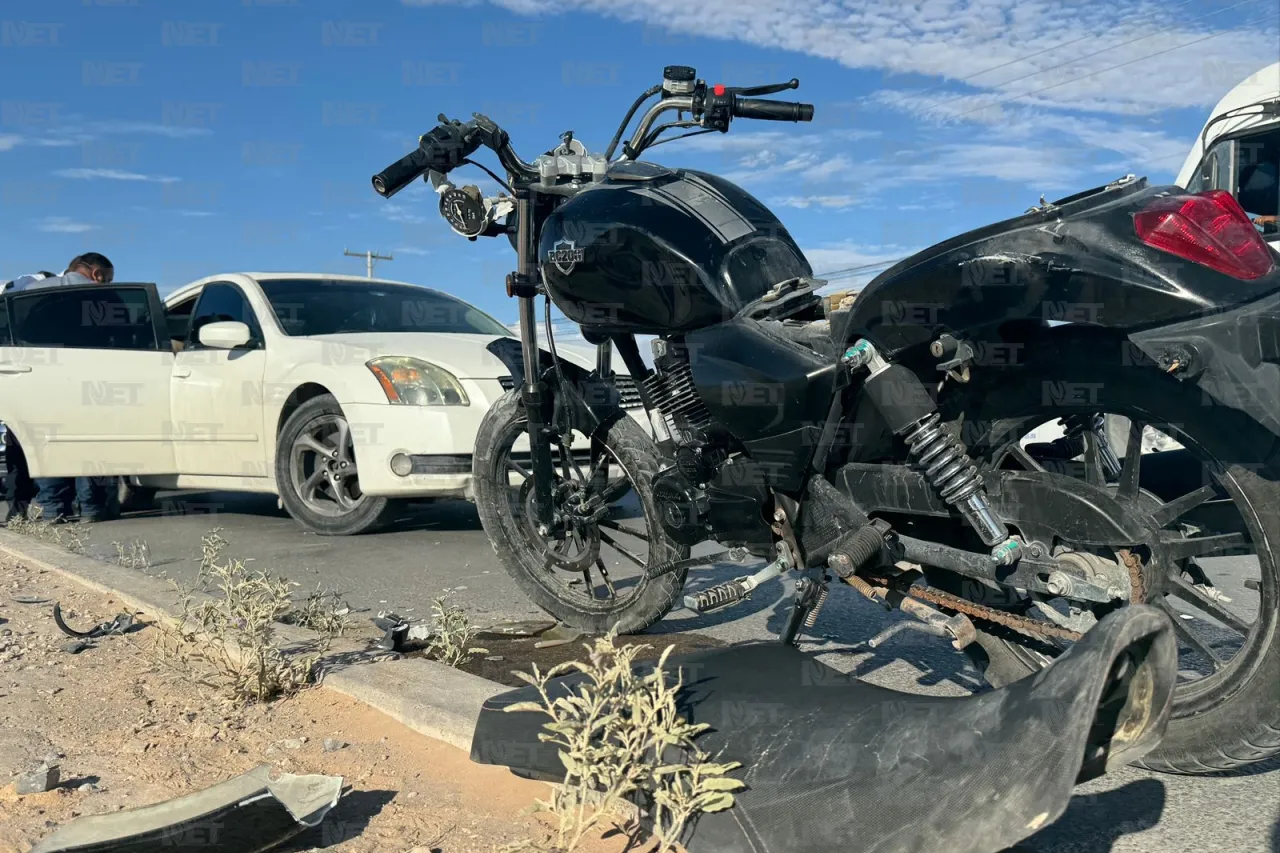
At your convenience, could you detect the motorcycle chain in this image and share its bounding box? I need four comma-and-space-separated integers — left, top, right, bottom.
905, 585, 1085, 642
907, 549, 1149, 643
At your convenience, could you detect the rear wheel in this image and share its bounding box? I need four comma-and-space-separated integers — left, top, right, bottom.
473, 390, 688, 635
956, 356, 1280, 773
275, 394, 399, 536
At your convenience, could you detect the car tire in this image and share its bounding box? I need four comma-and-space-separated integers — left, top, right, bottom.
275, 394, 398, 536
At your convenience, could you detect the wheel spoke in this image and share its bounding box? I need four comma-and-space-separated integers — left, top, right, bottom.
1116, 420, 1144, 499
1166, 572, 1253, 635
333, 482, 356, 510
506, 456, 532, 480
1150, 484, 1219, 529
296, 434, 332, 458
599, 476, 634, 506
301, 468, 326, 498
597, 517, 650, 542
595, 558, 618, 599
599, 530, 647, 569
1162, 532, 1249, 561
1155, 598, 1224, 669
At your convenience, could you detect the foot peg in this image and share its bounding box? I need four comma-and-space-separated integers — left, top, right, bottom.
685, 543, 791, 614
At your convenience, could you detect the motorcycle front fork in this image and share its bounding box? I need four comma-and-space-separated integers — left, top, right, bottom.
513, 191, 557, 533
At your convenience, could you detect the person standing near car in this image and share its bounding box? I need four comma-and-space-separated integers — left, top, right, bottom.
3, 254, 118, 522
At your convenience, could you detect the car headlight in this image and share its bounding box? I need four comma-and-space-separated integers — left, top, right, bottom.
366, 356, 470, 406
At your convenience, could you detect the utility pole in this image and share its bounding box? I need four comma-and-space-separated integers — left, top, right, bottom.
344, 248, 393, 279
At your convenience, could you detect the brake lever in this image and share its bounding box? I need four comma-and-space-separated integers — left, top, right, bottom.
734, 78, 799, 97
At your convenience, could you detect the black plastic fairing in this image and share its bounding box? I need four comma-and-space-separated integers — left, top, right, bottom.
1129, 287, 1280, 437
845, 179, 1280, 359
470, 606, 1176, 853
484, 338, 622, 434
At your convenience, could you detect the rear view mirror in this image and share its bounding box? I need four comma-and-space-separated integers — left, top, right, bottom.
198, 320, 252, 350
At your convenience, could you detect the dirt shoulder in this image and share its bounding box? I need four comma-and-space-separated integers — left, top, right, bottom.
0, 552, 609, 853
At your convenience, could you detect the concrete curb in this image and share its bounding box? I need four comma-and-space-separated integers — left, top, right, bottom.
0, 530, 508, 754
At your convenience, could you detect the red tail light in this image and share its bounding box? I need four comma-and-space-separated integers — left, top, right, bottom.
1134, 190, 1275, 280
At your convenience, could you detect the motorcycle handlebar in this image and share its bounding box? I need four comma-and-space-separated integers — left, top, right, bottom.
372, 119, 481, 198
731, 98, 814, 123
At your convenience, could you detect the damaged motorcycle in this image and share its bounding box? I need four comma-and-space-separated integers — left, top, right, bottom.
373, 65, 1280, 777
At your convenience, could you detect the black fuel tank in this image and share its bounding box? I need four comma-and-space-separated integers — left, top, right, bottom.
539, 165, 811, 335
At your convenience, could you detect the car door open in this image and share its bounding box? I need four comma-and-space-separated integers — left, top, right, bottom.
0, 283, 176, 479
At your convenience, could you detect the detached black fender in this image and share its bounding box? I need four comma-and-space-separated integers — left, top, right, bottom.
484, 337, 627, 436
1129, 288, 1280, 438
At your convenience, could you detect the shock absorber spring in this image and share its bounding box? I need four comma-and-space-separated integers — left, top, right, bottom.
902, 412, 1009, 547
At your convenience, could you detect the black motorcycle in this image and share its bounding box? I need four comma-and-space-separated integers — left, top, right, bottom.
374, 65, 1280, 774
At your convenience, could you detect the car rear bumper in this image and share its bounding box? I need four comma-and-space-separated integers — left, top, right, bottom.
1129, 288, 1280, 438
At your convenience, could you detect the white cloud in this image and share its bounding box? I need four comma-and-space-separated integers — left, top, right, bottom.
400, 0, 1277, 115
179, 210, 215, 217
801, 241, 913, 276
95, 120, 212, 139
54, 168, 181, 183
394, 246, 432, 256
0, 135, 21, 152
38, 217, 100, 234
771, 194, 864, 210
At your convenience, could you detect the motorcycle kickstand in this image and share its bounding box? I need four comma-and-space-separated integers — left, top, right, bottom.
779, 569, 829, 646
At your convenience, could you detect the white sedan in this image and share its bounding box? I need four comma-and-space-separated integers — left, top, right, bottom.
0, 273, 643, 534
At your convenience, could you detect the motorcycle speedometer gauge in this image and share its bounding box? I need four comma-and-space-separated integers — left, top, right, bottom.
439, 185, 486, 237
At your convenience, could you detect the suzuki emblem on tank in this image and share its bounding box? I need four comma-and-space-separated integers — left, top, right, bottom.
548, 238, 585, 275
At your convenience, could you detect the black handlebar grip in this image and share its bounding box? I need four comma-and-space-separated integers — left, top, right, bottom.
732, 98, 815, 122
372, 148, 432, 198
371, 120, 481, 198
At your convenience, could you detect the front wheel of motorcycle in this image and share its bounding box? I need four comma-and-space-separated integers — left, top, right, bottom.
472, 389, 689, 635
954, 348, 1280, 775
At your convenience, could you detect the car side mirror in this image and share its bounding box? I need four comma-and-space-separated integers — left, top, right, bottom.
198, 320, 253, 350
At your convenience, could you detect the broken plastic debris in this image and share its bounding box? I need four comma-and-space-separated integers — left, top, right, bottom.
476, 620, 557, 639
51, 604, 134, 640
533, 624, 584, 649
30, 765, 342, 853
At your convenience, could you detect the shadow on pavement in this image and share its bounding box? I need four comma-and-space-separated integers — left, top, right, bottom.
1009, 778, 1166, 852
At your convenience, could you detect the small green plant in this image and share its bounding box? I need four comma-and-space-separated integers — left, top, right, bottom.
112, 538, 151, 570
425, 596, 488, 668
503, 633, 744, 853
164, 529, 346, 703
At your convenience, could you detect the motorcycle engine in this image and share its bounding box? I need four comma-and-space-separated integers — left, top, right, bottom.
644, 339, 726, 545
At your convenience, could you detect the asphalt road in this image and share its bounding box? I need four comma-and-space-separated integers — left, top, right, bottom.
4, 489, 1277, 852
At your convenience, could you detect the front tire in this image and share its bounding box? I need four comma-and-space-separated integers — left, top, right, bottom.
473, 390, 688, 635
275, 394, 398, 536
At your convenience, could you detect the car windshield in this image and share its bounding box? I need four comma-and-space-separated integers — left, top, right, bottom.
256, 278, 513, 337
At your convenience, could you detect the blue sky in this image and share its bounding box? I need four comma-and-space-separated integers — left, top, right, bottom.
1, 0, 1276, 323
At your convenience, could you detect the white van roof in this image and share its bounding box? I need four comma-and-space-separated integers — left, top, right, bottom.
1176, 61, 1280, 188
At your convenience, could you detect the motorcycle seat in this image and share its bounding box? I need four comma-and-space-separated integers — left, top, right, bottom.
470, 605, 1175, 853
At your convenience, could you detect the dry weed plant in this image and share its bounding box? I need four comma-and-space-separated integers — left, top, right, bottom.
425, 595, 488, 667
156, 528, 350, 703
502, 633, 744, 853
112, 538, 152, 570
7, 507, 92, 555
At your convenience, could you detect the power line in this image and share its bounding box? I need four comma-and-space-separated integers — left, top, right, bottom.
906, 0, 1202, 99
913, 0, 1265, 122
945, 11, 1280, 123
